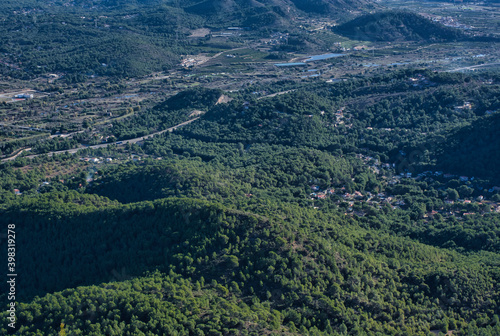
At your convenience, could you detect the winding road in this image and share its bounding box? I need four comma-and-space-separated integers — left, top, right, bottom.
447, 62, 500, 72
1, 117, 200, 162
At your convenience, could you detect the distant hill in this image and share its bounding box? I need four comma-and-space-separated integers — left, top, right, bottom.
0, 0, 376, 78
335, 10, 466, 42
183, 0, 283, 27
0, 6, 189, 79
0, 0, 374, 21
290, 0, 375, 14
183, 0, 376, 26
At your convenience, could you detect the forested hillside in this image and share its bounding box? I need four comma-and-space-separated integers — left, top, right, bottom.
2, 189, 500, 335
1, 0, 500, 332
2, 68, 500, 335
335, 11, 466, 42
0, 6, 198, 78
0, 0, 374, 78
431, 112, 500, 183
111, 87, 223, 140
171, 70, 499, 176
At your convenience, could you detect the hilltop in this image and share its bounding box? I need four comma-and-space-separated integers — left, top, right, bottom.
334, 10, 466, 42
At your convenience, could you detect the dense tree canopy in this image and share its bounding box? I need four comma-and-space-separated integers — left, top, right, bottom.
1, 71, 500, 335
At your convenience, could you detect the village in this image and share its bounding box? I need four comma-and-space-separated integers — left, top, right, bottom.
309, 153, 500, 220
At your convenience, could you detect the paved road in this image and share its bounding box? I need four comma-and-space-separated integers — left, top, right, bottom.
257, 90, 296, 100
1, 117, 200, 162
2, 148, 32, 161
447, 62, 500, 72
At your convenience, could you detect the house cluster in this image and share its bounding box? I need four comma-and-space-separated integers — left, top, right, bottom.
408, 75, 434, 88
180, 56, 208, 68
181, 58, 199, 68
307, 152, 500, 217
309, 182, 408, 214
14, 93, 34, 100
264, 32, 289, 46
454, 102, 472, 111
332, 107, 351, 127
413, 171, 481, 184
428, 15, 473, 30
309, 185, 336, 200
309, 176, 500, 217
355, 154, 483, 188
295, 17, 336, 32
80, 157, 113, 164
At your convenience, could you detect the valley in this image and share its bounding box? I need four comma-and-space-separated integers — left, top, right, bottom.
0, 1, 499, 335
